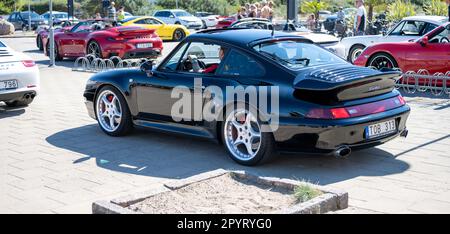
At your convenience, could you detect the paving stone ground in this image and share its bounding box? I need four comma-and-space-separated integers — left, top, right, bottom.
1, 37, 449, 214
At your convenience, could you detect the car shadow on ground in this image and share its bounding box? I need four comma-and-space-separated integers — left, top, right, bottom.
0, 104, 26, 119
35, 59, 76, 69
46, 124, 411, 186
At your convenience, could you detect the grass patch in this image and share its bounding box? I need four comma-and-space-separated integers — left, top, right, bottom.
294, 184, 323, 203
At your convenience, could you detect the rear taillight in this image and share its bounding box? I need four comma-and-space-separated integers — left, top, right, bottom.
22, 60, 36, 67
306, 96, 406, 120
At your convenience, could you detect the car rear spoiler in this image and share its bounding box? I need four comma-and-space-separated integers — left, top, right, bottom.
293, 67, 401, 103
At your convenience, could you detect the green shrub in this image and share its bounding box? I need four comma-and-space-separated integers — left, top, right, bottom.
294, 184, 323, 203
424, 0, 448, 16
387, 0, 416, 22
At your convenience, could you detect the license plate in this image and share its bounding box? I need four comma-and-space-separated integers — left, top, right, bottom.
0, 80, 18, 90
365, 119, 397, 139
136, 43, 153, 49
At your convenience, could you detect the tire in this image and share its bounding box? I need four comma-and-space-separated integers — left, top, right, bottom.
175, 21, 181, 25
222, 105, 275, 166
46, 42, 63, 61
172, 29, 186, 42
94, 86, 133, 137
367, 53, 398, 70
201, 20, 207, 29
87, 40, 102, 58
37, 36, 43, 51
6, 98, 34, 107
348, 44, 366, 63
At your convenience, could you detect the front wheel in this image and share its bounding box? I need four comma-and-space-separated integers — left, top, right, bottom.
46, 42, 63, 61
95, 86, 133, 136
222, 107, 275, 166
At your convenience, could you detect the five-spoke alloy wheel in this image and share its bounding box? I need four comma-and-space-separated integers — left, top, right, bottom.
223, 107, 275, 166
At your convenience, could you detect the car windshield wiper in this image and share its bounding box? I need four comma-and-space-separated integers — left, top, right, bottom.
259, 50, 290, 64
288, 57, 310, 66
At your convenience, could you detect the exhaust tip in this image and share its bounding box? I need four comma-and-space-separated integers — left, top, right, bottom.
334, 146, 351, 158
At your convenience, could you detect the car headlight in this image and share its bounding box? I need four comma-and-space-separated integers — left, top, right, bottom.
86, 79, 96, 87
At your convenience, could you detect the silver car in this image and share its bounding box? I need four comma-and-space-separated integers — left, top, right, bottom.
153, 9, 203, 30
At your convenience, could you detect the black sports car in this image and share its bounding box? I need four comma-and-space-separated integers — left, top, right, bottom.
83, 29, 410, 166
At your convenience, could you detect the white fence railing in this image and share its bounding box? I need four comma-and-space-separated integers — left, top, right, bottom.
72, 54, 149, 73
395, 70, 450, 97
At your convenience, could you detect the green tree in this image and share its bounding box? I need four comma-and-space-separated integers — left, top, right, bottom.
424, 0, 448, 16
365, 0, 387, 22
387, 0, 416, 22
301, 0, 328, 20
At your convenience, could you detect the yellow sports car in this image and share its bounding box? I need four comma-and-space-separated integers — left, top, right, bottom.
121, 16, 190, 42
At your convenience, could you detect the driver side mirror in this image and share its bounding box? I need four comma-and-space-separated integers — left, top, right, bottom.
140, 60, 154, 77
419, 36, 428, 47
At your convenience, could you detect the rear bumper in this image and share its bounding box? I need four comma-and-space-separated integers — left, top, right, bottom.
0, 90, 37, 102
273, 105, 411, 154
122, 49, 161, 59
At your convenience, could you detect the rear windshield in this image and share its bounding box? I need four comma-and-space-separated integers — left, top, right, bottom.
252, 40, 346, 70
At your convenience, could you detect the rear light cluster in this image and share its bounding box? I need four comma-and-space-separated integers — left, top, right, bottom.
22, 60, 36, 67
306, 95, 406, 119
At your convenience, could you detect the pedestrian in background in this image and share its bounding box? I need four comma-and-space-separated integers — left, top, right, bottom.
117, 7, 125, 22
108, 1, 117, 22
268, 1, 274, 21
255, 2, 261, 18
354, 0, 367, 36
248, 4, 257, 18
237, 7, 245, 20
95, 12, 102, 20
306, 14, 316, 31
260, 1, 271, 20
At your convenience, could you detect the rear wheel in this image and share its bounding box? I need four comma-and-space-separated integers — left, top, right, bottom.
95, 86, 133, 136
222, 107, 275, 166
368, 53, 398, 70
172, 29, 185, 42
348, 44, 365, 63
87, 40, 102, 58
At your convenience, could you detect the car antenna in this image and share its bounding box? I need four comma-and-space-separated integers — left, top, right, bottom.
271, 24, 275, 37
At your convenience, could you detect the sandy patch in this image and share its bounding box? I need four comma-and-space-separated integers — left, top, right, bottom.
128, 174, 297, 214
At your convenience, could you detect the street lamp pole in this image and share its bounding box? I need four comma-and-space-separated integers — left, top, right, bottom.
28, 0, 31, 31
49, 0, 55, 67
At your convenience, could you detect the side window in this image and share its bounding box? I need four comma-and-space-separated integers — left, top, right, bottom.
218, 50, 265, 77
401, 21, 426, 36
135, 19, 146, 24
389, 21, 406, 36
8, 13, 16, 21
423, 23, 438, 35
179, 42, 223, 73
146, 19, 161, 25
429, 27, 450, 44
159, 43, 189, 71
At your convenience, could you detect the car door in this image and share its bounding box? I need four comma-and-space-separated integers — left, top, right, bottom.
7, 13, 17, 28
59, 22, 90, 56
135, 41, 226, 124
403, 26, 450, 74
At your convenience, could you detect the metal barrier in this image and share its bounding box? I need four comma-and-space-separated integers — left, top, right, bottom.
368, 67, 450, 98
73, 54, 149, 73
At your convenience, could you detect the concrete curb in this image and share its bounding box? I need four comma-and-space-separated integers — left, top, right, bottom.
92, 169, 348, 214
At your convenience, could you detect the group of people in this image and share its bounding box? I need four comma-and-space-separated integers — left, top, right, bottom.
237, 0, 275, 21
96, 1, 126, 23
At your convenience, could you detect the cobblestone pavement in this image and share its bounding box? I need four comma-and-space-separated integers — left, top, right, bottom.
1, 37, 449, 214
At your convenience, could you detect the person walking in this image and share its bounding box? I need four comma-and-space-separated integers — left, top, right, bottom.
354, 0, 367, 36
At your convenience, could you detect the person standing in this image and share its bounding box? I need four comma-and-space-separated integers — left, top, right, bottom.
248, 4, 257, 18
260, 1, 271, 20
108, 2, 117, 22
354, 0, 367, 36
268, 1, 274, 21
117, 7, 126, 22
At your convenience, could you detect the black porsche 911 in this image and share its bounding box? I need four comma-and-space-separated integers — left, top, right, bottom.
83, 28, 410, 166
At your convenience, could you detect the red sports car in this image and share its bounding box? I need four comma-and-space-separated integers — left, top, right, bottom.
354, 22, 450, 74
216, 15, 237, 29
37, 25, 73, 51
43, 20, 163, 61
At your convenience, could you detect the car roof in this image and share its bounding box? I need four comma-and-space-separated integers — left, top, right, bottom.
190, 29, 311, 47
403, 16, 448, 24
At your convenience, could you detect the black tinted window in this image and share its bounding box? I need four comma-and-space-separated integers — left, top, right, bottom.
155, 11, 169, 17
218, 50, 264, 77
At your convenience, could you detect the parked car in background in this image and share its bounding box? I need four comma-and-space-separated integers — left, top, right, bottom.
354, 23, 450, 78
36, 23, 73, 51
7, 11, 45, 31
121, 16, 190, 41
228, 19, 345, 58
153, 9, 203, 30
41, 11, 79, 25
0, 40, 39, 107
341, 16, 448, 63
43, 19, 163, 60
83, 29, 410, 166
195, 12, 219, 29
216, 15, 237, 29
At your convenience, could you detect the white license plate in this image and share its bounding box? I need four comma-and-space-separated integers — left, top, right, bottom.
365, 119, 397, 139
136, 43, 153, 49
0, 80, 18, 90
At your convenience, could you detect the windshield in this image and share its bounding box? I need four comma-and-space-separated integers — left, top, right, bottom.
21, 12, 41, 19
54, 13, 68, 19
253, 40, 346, 70
174, 11, 192, 17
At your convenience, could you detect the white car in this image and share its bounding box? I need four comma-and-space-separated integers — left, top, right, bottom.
0, 40, 39, 107
154, 9, 203, 30
195, 12, 219, 28
340, 16, 448, 63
